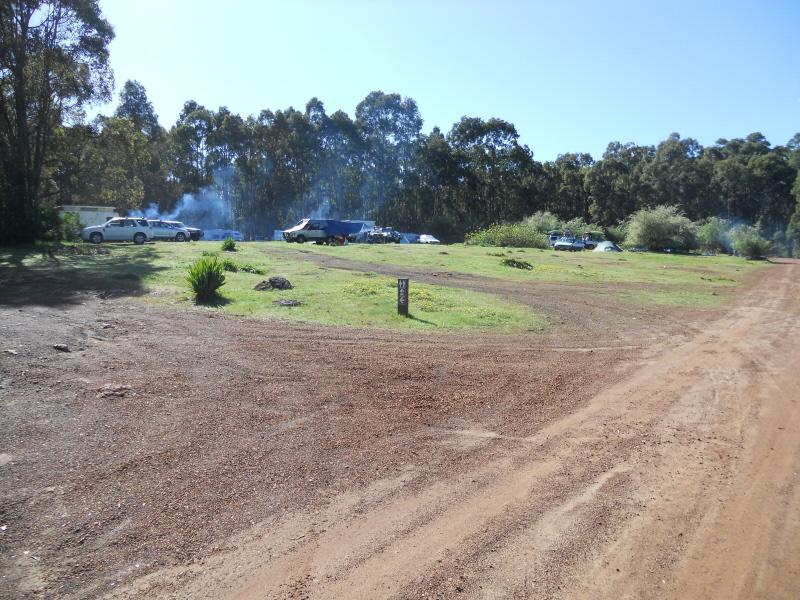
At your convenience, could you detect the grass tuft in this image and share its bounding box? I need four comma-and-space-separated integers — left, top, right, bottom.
501, 257, 533, 270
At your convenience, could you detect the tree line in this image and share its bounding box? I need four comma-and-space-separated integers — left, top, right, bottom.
2, 2, 800, 252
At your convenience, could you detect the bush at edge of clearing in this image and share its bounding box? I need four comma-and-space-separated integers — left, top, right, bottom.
730, 225, 771, 259
221, 237, 236, 252
187, 256, 226, 302
697, 217, 732, 253
522, 211, 561, 233
625, 205, 698, 252
465, 223, 548, 248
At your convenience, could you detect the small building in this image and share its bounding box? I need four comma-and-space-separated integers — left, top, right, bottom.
57, 205, 118, 227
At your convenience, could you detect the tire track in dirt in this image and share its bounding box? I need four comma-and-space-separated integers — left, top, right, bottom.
109, 260, 800, 599
264, 248, 696, 341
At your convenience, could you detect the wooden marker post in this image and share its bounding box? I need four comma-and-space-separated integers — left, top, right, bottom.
397, 278, 409, 316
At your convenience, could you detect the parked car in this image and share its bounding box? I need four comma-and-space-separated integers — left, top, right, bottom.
81, 217, 150, 244
282, 219, 362, 244
419, 234, 441, 244
553, 236, 586, 251
166, 220, 203, 241
147, 220, 192, 242
367, 227, 402, 244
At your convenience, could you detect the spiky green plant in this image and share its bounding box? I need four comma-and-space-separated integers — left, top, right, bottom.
187, 257, 226, 302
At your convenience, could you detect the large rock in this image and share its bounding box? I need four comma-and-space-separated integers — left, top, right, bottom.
254, 277, 293, 291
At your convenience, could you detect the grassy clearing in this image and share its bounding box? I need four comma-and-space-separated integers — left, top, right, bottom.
0, 242, 543, 333
283, 242, 766, 306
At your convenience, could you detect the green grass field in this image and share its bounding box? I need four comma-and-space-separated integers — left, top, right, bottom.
1, 241, 766, 331
0, 242, 544, 332
285, 242, 765, 307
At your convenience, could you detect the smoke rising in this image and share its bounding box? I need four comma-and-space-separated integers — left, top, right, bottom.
132, 173, 234, 230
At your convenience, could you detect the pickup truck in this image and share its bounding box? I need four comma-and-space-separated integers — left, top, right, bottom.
282, 219, 362, 244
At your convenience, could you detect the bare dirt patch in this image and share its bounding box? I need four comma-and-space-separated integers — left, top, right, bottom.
1, 259, 798, 600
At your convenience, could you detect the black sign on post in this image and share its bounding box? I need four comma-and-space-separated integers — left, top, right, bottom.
397, 278, 409, 316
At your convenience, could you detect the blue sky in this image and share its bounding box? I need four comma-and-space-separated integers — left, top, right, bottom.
94, 0, 799, 160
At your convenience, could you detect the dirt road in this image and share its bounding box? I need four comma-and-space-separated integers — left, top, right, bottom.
2, 260, 799, 599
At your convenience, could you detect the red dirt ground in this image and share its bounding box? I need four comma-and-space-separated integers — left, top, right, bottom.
1, 257, 798, 600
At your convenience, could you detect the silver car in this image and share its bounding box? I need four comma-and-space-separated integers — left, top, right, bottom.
553, 236, 586, 251
81, 218, 151, 245
147, 220, 191, 242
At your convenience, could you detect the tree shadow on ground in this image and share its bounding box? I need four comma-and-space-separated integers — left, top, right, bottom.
0, 243, 168, 308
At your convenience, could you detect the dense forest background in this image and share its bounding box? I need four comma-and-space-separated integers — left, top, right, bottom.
2, 2, 800, 250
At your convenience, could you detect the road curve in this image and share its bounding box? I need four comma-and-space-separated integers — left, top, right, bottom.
107, 259, 800, 600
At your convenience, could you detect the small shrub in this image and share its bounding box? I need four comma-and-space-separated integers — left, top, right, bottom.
465, 223, 548, 248
239, 264, 265, 275
221, 237, 237, 252
730, 225, 771, 259
186, 257, 226, 302
39, 207, 81, 241
201, 250, 218, 257
501, 258, 533, 270
220, 258, 238, 272
59, 213, 82, 241
625, 205, 698, 252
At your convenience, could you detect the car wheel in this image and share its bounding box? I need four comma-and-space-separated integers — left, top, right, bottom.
89, 232, 103, 244
133, 232, 146, 245
296, 235, 306, 244
175, 232, 186, 242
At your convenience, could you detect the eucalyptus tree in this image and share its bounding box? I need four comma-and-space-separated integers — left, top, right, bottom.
550, 153, 594, 221
355, 91, 423, 215
0, 0, 114, 242
169, 101, 214, 194
642, 133, 714, 220
115, 80, 160, 139
586, 142, 653, 225
447, 116, 534, 225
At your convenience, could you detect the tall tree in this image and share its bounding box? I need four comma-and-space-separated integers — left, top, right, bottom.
72, 116, 149, 211
114, 79, 159, 138
355, 91, 423, 215
0, 0, 114, 243
169, 100, 214, 195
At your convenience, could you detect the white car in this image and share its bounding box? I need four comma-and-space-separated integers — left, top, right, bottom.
147, 219, 191, 242
81, 217, 151, 244
419, 234, 441, 244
